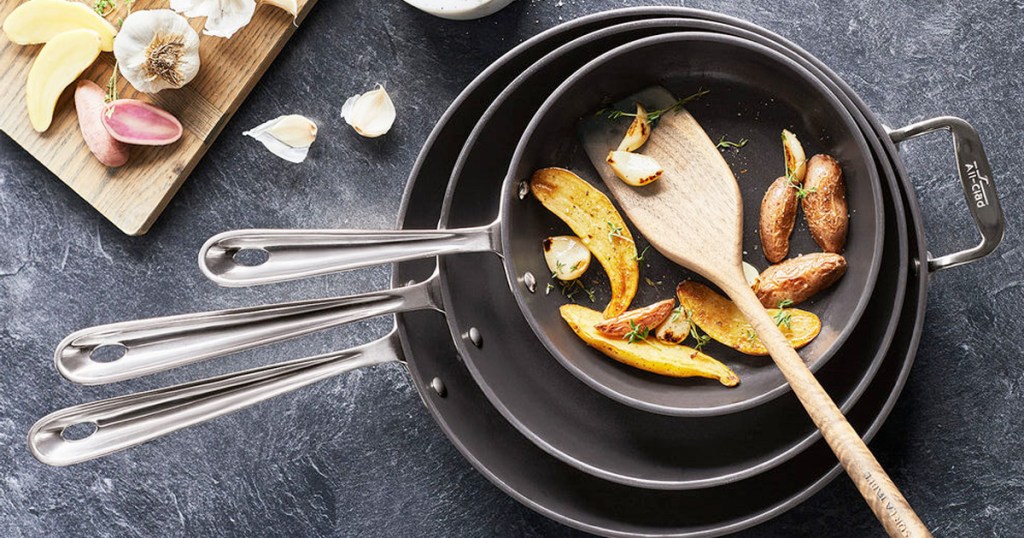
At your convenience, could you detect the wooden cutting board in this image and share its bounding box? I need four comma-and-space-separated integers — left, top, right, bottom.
0, 0, 317, 235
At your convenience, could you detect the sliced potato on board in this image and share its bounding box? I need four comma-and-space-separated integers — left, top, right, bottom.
531, 167, 638, 318
676, 281, 820, 356
560, 304, 739, 386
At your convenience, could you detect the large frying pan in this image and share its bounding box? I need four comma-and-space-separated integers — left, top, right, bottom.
36, 23, 899, 489
195, 33, 886, 417
29, 8, 1002, 536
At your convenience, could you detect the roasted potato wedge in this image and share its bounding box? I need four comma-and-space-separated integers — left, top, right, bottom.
782, 129, 807, 181
531, 167, 638, 317
595, 299, 675, 338
759, 176, 799, 263
617, 103, 650, 151
802, 154, 848, 253
561, 304, 739, 386
753, 252, 847, 308
676, 281, 820, 355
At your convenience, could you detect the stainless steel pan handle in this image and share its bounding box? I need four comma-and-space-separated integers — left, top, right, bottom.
56, 276, 440, 385
29, 331, 405, 467
889, 116, 1005, 272
199, 223, 500, 287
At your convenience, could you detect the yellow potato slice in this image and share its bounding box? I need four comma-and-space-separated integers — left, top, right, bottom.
560, 304, 740, 387
676, 281, 820, 356
3, 0, 118, 51
27, 29, 102, 132
531, 167, 638, 318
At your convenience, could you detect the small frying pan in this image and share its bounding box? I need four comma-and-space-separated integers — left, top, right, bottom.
197, 32, 885, 417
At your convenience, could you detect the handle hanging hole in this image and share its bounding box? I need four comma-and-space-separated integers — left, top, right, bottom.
61, 422, 97, 441
232, 248, 270, 267
90, 344, 127, 363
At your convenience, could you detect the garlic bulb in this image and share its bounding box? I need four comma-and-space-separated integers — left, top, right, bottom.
170, 0, 256, 39
114, 10, 200, 94
244, 114, 317, 163
341, 85, 396, 138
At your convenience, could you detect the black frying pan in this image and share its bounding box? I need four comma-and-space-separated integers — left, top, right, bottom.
41, 23, 897, 488
196, 32, 886, 417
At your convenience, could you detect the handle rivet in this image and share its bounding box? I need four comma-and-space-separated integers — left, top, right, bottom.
430, 377, 447, 397
468, 327, 482, 348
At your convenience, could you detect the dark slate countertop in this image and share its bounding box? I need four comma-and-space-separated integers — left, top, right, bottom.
1, 1, 1021, 536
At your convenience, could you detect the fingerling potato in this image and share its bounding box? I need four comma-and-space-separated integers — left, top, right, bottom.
759, 176, 798, 263
802, 154, 848, 253
595, 299, 675, 338
753, 252, 847, 308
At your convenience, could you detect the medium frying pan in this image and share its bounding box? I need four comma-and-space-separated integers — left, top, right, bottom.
196, 32, 886, 417
41, 22, 899, 488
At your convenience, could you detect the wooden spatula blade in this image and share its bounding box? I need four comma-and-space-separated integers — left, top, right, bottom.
580, 87, 744, 282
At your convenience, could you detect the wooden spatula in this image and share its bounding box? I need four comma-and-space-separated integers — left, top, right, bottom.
582, 88, 930, 538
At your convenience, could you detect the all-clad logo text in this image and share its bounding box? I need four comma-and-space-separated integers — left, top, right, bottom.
966, 161, 990, 209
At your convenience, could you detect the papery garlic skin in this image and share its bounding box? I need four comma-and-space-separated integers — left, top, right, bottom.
171, 0, 257, 39
341, 85, 396, 138
114, 10, 200, 94
263, 0, 298, 17
244, 114, 318, 163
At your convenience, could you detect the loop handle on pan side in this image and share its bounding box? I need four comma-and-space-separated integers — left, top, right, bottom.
55, 275, 441, 385
199, 224, 500, 287
888, 116, 1005, 273
29, 331, 405, 467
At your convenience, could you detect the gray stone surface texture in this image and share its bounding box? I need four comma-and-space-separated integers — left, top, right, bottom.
1, 0, 1022, 536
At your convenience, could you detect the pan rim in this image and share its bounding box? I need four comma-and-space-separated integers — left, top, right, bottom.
498, 30, 887, 417
394, 7, 927, 537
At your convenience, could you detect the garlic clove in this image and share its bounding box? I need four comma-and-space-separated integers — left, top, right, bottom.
616, 103, 650, 152
243, 114, 317, 163
742, 261, 760, 288
543, 235, 592, 281
114, 10, 201, 94
341, 85, 396, 138
782, 129, 806, 182
262, 0, 298, 17
606, 150, 663, 186
171, 0, 257, 39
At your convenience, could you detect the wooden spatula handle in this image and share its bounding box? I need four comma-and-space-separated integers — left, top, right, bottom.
724, 279, 931, 538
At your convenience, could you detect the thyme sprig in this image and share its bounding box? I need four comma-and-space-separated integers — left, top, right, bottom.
670, 305, 685, 323
685, 309, 712, 352
93, 0, 115, 16
102, 1, 134, 103
786, 160, 816, 200
635, 245, 650, 262
597, 88, 710, 125
606, 221, 633, 243
772, 299, 794, 329
624, 320, 650, 344
716, 136, 748, 150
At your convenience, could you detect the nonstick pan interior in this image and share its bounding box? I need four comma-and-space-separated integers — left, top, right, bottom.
500, 32, 885, 416
431, 23, 904, 488
394, 9, 926, 536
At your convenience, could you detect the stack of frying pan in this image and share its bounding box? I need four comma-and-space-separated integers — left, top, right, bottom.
29, 8, 1004, 536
